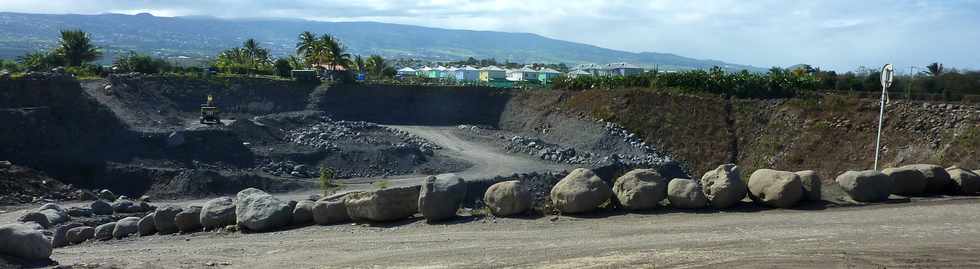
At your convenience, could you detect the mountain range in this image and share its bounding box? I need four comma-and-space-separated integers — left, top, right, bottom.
0, 12, 765, 71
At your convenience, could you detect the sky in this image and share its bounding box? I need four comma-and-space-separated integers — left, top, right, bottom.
1, 0, 979, 72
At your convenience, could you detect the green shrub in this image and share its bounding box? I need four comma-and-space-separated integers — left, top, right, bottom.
318, 166, 341, 195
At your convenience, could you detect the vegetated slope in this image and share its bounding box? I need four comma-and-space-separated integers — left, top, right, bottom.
0, 12, 763, 71
560, 89, 980, 181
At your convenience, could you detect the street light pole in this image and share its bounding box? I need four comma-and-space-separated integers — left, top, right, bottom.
874, 64, 894, 171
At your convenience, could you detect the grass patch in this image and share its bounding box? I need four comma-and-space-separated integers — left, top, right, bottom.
318, 166, 343, 195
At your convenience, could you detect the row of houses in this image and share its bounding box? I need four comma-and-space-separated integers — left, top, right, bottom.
396, 65, 563, 84
570, 63, 645, 77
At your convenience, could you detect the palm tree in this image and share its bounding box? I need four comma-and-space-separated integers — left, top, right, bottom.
287, 55, 305, 70
366, 55, 386, 77
296, 31, 317, 67
56, 29, 101, 67
320, 34, 351, 70
925, 62, 944, 77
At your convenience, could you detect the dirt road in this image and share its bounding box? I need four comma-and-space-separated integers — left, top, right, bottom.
337, 125, 568, 190
46, 197, 980, 268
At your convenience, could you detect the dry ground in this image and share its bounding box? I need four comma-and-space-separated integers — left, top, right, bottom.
43, 197, 980, 269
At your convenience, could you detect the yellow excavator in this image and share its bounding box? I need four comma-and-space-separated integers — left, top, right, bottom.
200, 94, 220, 124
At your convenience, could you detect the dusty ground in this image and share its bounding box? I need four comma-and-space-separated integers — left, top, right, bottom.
8, 125, 977, 269
40, 197, 980, 269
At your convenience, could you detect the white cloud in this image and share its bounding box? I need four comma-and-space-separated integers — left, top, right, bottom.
0, 0, 978, 71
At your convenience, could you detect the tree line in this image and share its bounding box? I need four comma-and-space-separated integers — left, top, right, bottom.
551, 64, 980, 100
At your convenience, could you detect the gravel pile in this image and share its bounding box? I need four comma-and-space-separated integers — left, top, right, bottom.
260, 161, 311, 178
459, 124, 672, 168
287, 117, 440, 153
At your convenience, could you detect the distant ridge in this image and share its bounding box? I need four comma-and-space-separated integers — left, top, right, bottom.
0, 12, 765, 71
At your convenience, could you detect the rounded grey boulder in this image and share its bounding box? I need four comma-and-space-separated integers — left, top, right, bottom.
835, 170, 893, 202
175, 206, 203, 233
946, 166, 980, 194
313, 198, 350, 225
699, 164, 747, 209
94, 222, 116, 241
292, 200, 316, 225
52, 223, 83, 248
154, 205, 182, 235
200, 197, 237, 230
612, 169, 668, 210
97, 189, 117, 201
0, 223, 53, 260
418, 174, 467, 222
346, 186, 420, 222
667, 178, 708, 209
236, 188, 292, 232
484, 180, 532, 217
904, 164, 953, 194
91, 200, 113, 215
794, 170, 822, 201
66, 226, 95, 245
138, 213, 156, 236
18, 212, 50, 229
551, 168, 612, 214
748, 169, 803, 208
882, 167, 927, 195
112, 217, 140, 238
112, 199, 143, 213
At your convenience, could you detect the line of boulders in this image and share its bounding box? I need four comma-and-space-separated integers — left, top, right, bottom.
4, 164, 975, 263
481, 163, 980, 217
2, 190, 158, 263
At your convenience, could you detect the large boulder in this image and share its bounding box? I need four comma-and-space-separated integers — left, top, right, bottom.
904, 164, 953, 194
550, 168, 612, 214
0, 223, 53, 260
94, 222, 116, 241
37, 203, 69, 225
38, 209, 69, 226
97, 189, 117, 201
235, 188, 292, 232
66, 226, 95, 245
138, 213, 156, 236
699, 164, 747, 209
882, 167, 928, 195
154, 205, 182, 235
748, 169, 803, 208
667, 178, 708, 209
484, 180, 531, 217
292, 200, 316, 225
175, 206, 203, 233
200, 197, 237, 230
18, 212, 50, 229
91, 200, 113, 215
794, 170, 822, 201
612, 169, 668, 210
113, 217, 141, 238
418, 174, 467, 222
346, 186, 420, 222
52, 223, 83, 248
946, 166, 980, 194
313, 198, 350, 225
835, 170, 893, 202
66, 207, 94, 218
112, 199, 143, 213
